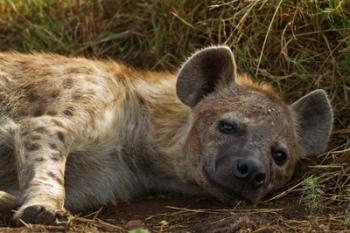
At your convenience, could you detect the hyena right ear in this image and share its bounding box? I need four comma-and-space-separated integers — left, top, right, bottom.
176, 46, 237, 107
292, 89, 334, 158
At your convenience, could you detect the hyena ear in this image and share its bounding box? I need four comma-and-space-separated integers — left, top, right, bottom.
292, 89, 333, 158
176, 46, 237, 107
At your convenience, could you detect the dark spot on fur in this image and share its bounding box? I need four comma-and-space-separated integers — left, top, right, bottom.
62, 78, 74, 89
137, 95, 146, 105
47, 110, 57, 116
47, 171, 64, 186
49, 143, 58, 150
50, 156, 60, 161
73, 94, 82, 100
25, 142, 41, 151
34, 127, 48, 134
63, 107, 74, 116
34, 157, 45, 162
21, 131, 29, 136
33, 108, 44, 117
30, 135, 41, 141
27, 91, 40, 102
66, 67, 80, 74
118, 74, 127, 80
50, 89, 60, 98
57, 131, 65, 142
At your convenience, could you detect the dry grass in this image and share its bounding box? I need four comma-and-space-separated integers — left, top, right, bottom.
0, 0, 349, 232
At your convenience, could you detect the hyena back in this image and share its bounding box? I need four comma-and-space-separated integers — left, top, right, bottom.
0, 46, 333, 224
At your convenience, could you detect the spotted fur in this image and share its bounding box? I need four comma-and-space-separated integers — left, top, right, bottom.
0, 46, 333, 224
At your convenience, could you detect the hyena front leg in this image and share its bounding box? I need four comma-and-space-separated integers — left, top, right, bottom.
13, 116, 73, 224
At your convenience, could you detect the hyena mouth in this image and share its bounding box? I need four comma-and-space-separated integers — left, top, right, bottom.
198, 167, 249, 204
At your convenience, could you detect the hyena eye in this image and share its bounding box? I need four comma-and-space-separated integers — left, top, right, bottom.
218, 120, 238, 134
271, 148, 287, 166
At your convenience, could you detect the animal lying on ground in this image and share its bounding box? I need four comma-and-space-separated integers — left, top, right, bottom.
0, 46, 333, 224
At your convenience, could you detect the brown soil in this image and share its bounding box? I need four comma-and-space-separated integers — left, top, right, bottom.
0, 193, 347, 233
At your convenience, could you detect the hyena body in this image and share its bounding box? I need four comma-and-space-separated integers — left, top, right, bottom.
0, 46, 333, 224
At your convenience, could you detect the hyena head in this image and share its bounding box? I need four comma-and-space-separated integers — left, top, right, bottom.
176, 46, 333, 203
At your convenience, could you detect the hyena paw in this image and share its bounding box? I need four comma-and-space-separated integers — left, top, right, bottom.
15, 205, 66, 225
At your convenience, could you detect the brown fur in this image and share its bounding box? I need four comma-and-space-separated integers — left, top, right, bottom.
0, 47, 333, 225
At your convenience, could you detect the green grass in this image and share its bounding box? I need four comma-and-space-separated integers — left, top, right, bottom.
300, 176, 325, 212
0, 0, 350, 231
1, 0, 348, 105
128, 229, 151, 233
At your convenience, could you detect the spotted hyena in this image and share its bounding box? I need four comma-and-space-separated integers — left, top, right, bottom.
0, 46, 333, 224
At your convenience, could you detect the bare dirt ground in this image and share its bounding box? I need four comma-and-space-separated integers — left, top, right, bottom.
0, 193, 347, 233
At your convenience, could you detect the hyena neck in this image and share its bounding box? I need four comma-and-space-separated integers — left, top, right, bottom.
125, 72, 199, 192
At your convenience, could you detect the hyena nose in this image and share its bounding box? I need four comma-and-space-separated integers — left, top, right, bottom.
233, 159, 266, 189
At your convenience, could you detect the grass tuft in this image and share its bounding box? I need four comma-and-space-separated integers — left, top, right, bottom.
300, 176, 325, 212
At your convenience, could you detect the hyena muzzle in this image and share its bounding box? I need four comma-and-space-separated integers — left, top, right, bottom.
0, 46, 333, 224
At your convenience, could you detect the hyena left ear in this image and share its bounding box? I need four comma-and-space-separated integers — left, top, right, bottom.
176, 46, 237, 107
292, 89, 334, 158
